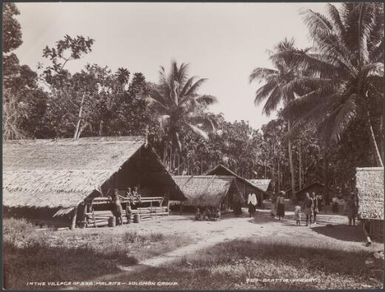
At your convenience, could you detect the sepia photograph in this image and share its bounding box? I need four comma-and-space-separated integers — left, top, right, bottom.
2, 1, 384, 290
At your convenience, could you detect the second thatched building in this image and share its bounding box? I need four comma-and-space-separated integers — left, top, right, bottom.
172, 175, 244, 211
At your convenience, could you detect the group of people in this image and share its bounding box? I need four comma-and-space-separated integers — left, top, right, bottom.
294, 192, 323, 226
110, 186, 142, 225
195, 207, 221, 221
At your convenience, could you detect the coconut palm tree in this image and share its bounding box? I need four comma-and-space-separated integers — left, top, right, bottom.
147, 61, 217, 169
278, 3, 384, 166
249, 38, 302, 198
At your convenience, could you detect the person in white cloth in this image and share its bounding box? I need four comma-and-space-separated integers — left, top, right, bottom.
247, 193, 258, 217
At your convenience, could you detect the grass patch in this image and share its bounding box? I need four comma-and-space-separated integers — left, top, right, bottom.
120, 237, 383, 290
3, 218, 190, 289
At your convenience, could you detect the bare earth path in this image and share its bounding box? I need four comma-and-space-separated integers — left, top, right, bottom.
76, 209, 382, 286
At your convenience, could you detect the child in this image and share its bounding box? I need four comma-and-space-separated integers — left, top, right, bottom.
294, 204, 302, 225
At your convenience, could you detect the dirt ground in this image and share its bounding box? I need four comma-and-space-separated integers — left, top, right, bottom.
77, 208, 383, 285
78, 209, 382, 249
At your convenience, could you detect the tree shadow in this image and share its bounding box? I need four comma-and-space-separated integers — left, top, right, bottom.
311, 224, 364, 242
105, 238, 383, 290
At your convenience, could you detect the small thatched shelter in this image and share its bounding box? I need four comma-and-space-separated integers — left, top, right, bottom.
248, 179, 271, 192
172, 175, 244, 210
3, 136, 185, 228
205, 164, 266, 205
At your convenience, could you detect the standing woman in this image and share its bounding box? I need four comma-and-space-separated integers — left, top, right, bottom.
312, 192, 319, 224
276, 191, 286, 220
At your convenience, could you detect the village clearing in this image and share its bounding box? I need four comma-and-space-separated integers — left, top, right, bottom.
4, 210, 383, 290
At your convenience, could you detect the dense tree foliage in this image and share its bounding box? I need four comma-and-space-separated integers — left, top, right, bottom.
3, 3, 48, 139
3, 3, 383, 202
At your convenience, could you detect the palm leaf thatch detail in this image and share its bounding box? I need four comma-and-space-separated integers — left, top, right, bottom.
172, 175, 243, 208
356, 167, 384, 220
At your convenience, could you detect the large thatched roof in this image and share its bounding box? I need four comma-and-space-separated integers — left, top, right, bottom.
4, 136, 144, 171
3, 169, 110, 209
3, 136, 183, 212
205, 164, 265, 194
356, 167, 384, 220
172, 175, 241, 207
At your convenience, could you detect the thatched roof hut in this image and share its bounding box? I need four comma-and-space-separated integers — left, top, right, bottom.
248, 179, 271, 192
356, 167, 384, 220
205, 164, 266, 204
294, 182, 325, 201
3, 136, 185, 226
172, 175, 244, 209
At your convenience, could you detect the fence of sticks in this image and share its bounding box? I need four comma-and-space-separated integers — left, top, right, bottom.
83, 196, 169, 227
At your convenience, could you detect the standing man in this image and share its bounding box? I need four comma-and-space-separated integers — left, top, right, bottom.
247, 193, 257, 217
346, 192, 358, 226
303, 192, 314, 226
276, 191, 286, 221
312, 192, 320, 224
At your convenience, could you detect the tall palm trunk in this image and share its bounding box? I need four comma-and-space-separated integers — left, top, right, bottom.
367, 113, 383, 167
298, 142, 303, 190
322, 145, 329, 204
287, 120, 296, 200
277, 159, 281, 192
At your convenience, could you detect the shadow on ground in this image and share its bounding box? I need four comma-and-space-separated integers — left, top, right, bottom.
311, 224, 383, 243
3, 241, 138, 289
104, 237, 383, 290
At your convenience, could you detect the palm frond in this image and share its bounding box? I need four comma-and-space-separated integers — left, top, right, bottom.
185, 78, 207, 97
302, 8, 333, 35
270, 49, 340, 78
330, 94, 358, 141
357, 3, 377, 65
327, 4, 346, 39
318, 94, 358, 142
254, 80, 279, 106
282, 87, 335, 122
262, 86, 282, 116
180, 76, 196, 97
195, 95, 217, 105
186, 123, 209, 141
249, 68, 279, 83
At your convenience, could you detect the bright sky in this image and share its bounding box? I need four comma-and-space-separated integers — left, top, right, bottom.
14, 2, 328, 130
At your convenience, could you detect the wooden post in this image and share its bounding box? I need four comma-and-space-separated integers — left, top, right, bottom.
83, 204, 87, 228
70, 206, 78, 230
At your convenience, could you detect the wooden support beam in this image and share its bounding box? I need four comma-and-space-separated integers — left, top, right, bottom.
70, 206, 78, 230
